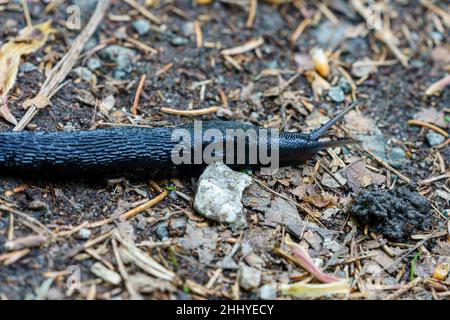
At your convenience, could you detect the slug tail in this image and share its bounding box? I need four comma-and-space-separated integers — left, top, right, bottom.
309, 100, 360, 141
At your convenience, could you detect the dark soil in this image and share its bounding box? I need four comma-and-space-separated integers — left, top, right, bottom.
350, 185, 432, 241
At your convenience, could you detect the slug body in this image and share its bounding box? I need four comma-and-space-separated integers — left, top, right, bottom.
0, 103, 358, 179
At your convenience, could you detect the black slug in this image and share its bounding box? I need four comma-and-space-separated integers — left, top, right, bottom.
0, 102, 359, 179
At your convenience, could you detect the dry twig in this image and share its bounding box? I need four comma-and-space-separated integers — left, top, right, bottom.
13, 0, 110, 131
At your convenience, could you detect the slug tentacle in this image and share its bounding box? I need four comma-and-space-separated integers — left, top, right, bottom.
308, 100, 359, 141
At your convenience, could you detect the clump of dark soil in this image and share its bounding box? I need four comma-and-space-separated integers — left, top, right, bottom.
350, 185, 431, 241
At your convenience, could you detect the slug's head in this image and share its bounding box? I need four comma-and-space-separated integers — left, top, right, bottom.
278, 101, 360, 166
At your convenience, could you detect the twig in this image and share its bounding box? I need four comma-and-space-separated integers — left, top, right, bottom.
122, 0, 161, 24
221, 37, 264, 56
223, 55, 243, 71
160, 106, 219, 116
131, 74, 146, 115
0, 205, 53, 236
5, 235, 47, 251
126, 37, 157, 54
65, 230, 114, 258
407, 119, 448, 137
246, 0, 257, 28
290, 19, 310, 45
194, 21, 203, 48
21, 0, 32, 28
417, 173, 450, 186
378, 224, 447, 275
13, 0, 110, 131
383, 277, 423, 300
420, 0, 450, 27
112, 239, 142, 299
351, 0, 409, 67
424, 74, 450, 96
361, 147, 411, 183
0, 249, 30, 266
87, 191, 168, 228
155, 63, 174, 77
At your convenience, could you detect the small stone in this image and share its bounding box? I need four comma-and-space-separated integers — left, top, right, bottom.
169, 217, 187, 236
73, 67, 94, 82
193, 162, 252, 228
132, 19, 151, 36
28, 200, 48, 211
87, 57, 102, 70
19, 62, 38, 73
155, 222, 169, 241
90, 262, 121, 285
83, 36, 99, 52
321, 170, 347, 188
358, 134, 388, 161
387, 147, 407, 169
170, 36, 189, 46
77, 228, 92, 240
313, 20, 350, 48
99, 95, 115, 116
322, 208, 339, 221
426, 131, 445, 146
113, 70, 127, 80
328, 86, 345, 103
338, 77, 351, 94
258, 284, 277, 300
100, 45, 137, 72
63, 122, 76, 132
238, 264, 261, 291
180, 22, 194, 36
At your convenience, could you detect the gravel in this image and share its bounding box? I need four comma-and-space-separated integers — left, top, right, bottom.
193, 162, 252, 228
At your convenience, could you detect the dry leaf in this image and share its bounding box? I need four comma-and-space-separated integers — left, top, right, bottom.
425, 74, 450, 96
23, 94, 51, 110
280, 279, 350, 298
294, 53, 314, 72
286, 235, 344, 283
345, 161, 385, 191
431, 46, 450, 65
290, 184, 307, 200
0, 21, 53, 123
344, 110, 378, 134
303, 193, 334, 208
0, 102, 18, 125
306, 71, 331, 99
351, 58, 378, 78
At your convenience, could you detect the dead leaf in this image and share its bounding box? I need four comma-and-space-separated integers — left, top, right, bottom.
0, 21, 53, 123
286, 235, 344, 283
294, 53, 313, 72
351, 58, 377, 78
23, 94, 51, 110
303, 193, 334, 208
0, 102, 17, 125
290, 184, 307, 200
344, 110, 378, 134
431, 46, 450, 66
179, 221, 218, 264
306, 70, 331, 99
345, 161, 386, 191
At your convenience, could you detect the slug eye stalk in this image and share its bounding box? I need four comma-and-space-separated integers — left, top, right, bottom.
309, 100, 360, 141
